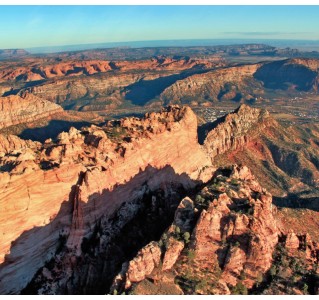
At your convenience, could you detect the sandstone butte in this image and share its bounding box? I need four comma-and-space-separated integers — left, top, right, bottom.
0, 104, 318, 294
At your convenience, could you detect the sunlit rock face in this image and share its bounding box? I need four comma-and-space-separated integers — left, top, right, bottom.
0, 105, 213, 294
0, 93, 63, 129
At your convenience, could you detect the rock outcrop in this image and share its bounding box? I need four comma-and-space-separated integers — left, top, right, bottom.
110, 165, 280, 295
203, 104, 273, 158
0, 103, 318, 295
0, 105, 212, 294
191, 166, 278, 291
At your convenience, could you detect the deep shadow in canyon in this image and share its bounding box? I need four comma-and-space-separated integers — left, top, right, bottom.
273, 193, 319, 212
125, 67, 213, 106
18, 120, 92, 143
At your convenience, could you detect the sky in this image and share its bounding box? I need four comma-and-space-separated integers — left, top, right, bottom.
1, 5, 319, 49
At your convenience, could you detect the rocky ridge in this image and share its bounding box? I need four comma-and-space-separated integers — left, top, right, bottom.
110, 165, 319, 295
0, 105, 212, 294
160, 64, 261, 104
0, 104, 318, 294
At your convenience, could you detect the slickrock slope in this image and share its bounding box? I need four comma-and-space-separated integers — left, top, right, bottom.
0, 93, 63, 129
0, 106, 213, 294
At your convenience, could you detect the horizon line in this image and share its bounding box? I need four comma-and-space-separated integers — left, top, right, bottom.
15, 38, 319, 54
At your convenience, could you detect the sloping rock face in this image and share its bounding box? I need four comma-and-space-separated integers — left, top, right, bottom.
160, 64, 261, 104
203, 104, 273, 158
0, 93, 63, 129
0, 105, 213, 294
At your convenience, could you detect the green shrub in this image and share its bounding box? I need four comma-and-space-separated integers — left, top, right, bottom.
232, 282, 248, 295
302, 283, 308, 294
175, 226, 181, 235
183, 232, 191, 243
269, 265, 277, 277
187, 250, 196, 260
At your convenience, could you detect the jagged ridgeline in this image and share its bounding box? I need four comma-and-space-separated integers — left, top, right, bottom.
0, 105, 318, 295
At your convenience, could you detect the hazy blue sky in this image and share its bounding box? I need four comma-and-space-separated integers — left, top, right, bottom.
1, 5, 319, 49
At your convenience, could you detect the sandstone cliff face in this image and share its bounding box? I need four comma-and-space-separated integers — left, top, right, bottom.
203, 104, 273, 158
0, 93, 63, 129
0, 57, 215, 83
0, 105, 213, 294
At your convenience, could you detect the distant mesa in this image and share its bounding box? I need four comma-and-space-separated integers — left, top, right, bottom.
0, 49, 29, 59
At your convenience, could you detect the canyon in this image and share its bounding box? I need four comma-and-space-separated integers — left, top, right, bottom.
0, 44, 319, 295
1, 50, 319, 114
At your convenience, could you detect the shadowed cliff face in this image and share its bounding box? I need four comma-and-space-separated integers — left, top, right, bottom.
124, 67, 212, 106
20, 165, 198, 295
253, 58, 319, 91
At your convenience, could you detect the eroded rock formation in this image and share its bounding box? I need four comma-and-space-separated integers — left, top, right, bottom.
0, 104, 318, 295
0, 105, 212, 294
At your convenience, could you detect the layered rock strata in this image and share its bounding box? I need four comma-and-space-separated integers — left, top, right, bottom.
0, 105, 212, 294
0, 93, 63, 129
